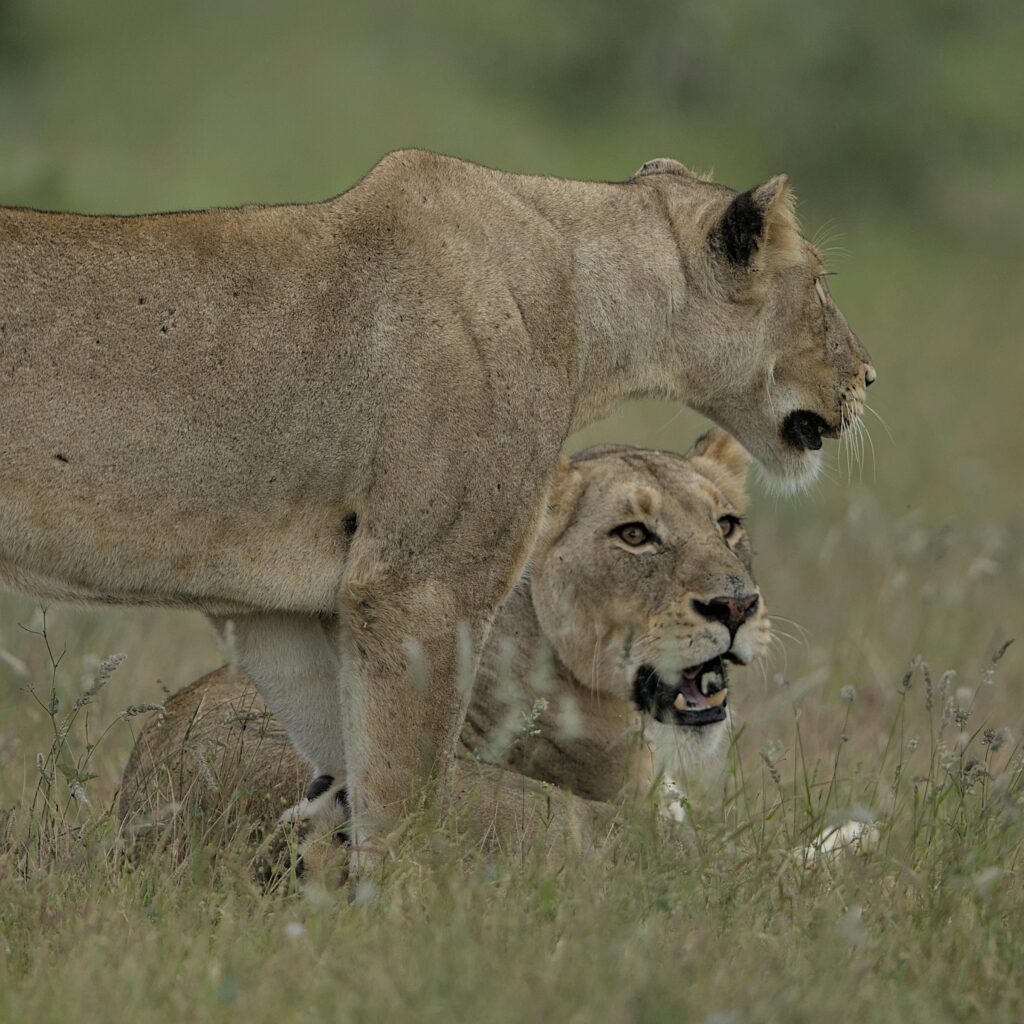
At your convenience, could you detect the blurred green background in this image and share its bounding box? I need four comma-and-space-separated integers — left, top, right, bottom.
1, 0, 1021, 784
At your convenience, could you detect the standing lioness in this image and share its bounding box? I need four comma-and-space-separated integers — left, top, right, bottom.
1, 150, 873, 849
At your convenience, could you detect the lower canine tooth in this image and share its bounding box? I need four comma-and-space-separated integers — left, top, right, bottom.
674, 688, 728, 711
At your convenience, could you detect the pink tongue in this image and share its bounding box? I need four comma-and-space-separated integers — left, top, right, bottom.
678, 676, 713, 710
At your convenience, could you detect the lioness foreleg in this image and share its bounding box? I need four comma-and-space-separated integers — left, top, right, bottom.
337, 500, 547, 859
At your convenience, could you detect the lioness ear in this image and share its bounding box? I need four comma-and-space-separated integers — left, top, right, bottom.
686, 428, 751, 510
712, 175, 798, 268
631, 158, 694, 181
538, 457, 584, 548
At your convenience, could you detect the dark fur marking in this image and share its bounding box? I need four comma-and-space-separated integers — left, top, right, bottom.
334, 786, 351, 845
342, 512, 358, 538
570, 443, 677, 466
306, 773, 334, 801
619, 452, 662, 486
632, 664, 661, 716
53, 452, 70, 463
781, 410, 828, 451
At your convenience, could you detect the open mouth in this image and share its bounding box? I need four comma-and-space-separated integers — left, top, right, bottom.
633, 658, 730, 728
781, 410, 839, 452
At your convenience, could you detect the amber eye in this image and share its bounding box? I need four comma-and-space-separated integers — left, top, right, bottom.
718, 514, 741, 540
612, 522, 656, 547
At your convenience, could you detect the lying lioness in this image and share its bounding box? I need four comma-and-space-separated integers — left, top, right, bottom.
3, 150, 873, 852
120, 429, 768, 850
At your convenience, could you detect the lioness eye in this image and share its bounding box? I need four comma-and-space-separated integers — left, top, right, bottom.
718, 515, 741, 540
612, 523, 655, 547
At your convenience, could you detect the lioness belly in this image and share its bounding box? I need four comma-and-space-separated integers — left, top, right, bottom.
0, 489, 351, 614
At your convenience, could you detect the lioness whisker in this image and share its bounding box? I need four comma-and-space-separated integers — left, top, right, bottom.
864, 402, 895, 443
763, 633, 789, 673
839, 410, 853, 483
852, 411, 866, 480
857, 417, 876, 482
767, 615, 810, 643
768, 628, 804, 647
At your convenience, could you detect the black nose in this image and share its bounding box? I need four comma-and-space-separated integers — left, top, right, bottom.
864, 365, 877, 387
692, 594, 760, 635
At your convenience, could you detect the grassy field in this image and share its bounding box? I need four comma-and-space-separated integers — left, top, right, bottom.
2, 2, 1023, 1021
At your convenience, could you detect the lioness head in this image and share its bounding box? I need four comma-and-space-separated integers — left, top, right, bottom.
532, 428, 769, 754
632, 159, 876, 492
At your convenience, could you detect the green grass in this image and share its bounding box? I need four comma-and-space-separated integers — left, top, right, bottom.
1, 620, 1021, 1023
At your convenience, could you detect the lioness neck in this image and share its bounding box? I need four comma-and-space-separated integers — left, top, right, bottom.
501, 171, 696, 431
362, 150, 704, 433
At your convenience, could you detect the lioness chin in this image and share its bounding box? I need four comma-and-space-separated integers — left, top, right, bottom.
120, 430, 768, 854
3, 150, 870, 851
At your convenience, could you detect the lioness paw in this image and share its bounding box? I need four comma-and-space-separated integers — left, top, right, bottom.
252, 775, 351, 890
281, 773, 351, 838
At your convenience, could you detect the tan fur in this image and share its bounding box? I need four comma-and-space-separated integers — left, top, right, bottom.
3, 150, 867, 844
120, 433, 767, 855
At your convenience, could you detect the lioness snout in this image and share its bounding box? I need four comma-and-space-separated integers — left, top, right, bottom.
692, 594, 760, 635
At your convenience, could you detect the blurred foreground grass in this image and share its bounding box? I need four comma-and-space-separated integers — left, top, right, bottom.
1, 621, 1021, 1023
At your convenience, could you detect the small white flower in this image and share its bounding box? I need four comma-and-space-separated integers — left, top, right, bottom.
987, 727, 1012, 753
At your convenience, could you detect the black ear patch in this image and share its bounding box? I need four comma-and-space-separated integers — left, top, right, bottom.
715, 188, 764, 265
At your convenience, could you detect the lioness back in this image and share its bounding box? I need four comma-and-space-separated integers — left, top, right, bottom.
0, 151, 576, 615
118, 665, 306, 829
